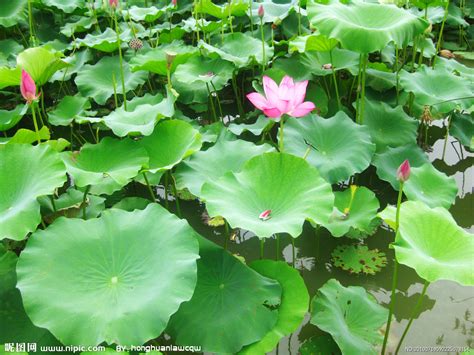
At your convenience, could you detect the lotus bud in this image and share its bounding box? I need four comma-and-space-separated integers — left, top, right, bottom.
397, 159, 411, 182
439, 49, 455, 59
20, 69, 39, 104
421, 105, 432, 124
109, 0, 118, 8
259, 209, 272, 221
322, 63, 332, 70
165, 50, 177, 68
172, 0, 177, 6
129, 38, 143, 52
258, 5, 264, 18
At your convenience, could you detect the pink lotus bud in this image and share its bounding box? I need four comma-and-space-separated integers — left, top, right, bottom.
20, 69, 39, 104
109, 0, 118, 8
258, 5, 264, 18
397, 159, 411, 182
259, 209, 271, 221
172, 0, 177, 6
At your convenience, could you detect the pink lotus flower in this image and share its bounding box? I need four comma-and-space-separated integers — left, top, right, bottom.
247, 75, 315, 119
109, 0, 118, 8
20, 70, 39, 104
397, 159, 411, 182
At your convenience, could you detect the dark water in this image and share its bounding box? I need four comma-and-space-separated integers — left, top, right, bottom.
175, 119, 473, 355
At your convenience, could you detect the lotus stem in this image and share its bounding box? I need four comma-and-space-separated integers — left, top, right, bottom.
27, 0, 36, 45
205, 82, 218, 122
276, 234, 280, 261
329, 50, 341, 110
433, 0, 450, 69
291, 238, 295, 267
441, 113, 452, 160
231, 71, 245, 118
112, 73, 119, 108
260, 238, 265, 259
170, 173, 182, 218
260, 17, 266, 72
248, 0, 254, 32
224, 221, 230, 250
114, 12, 127, 110
49, 195, 57, 213
142, 172, 156, 202
210, 81, 224, 121
82, 186, 91, 220
279, 117, 284, 152
395, 281, 430, 354
302, 147, 311, 160
411, 37, 418, 72
358, 54, 368, 124
30, 103, 41, 145
395, 46, 400, 105
164, 171, 169, 209
381, 181, 404, 355
355, 54, 363, 122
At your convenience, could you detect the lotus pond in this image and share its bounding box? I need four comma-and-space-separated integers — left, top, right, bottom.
0, 0, 473, 354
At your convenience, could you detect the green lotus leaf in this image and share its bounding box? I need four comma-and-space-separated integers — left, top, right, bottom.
75, 56, 147, 105
60, 16, 97, 37
0, 66, 21, 89
331, 245, 387, 275
393, 200, 474, 285
44, 138, 71, 152
403, 163, 458, 208
196, 0, 248, 19
310, 279, 388, 355
2, 126, 49, 145
450, 112, 473, 148
101, 93, 175, 137
410, 0, 447, 9
0, 144, 66, 241
48, 95, 91, 126
366, 65, 397, 91
372, 144, 429, 189
172, 55, 235, 104
322, 186, 380, 238
181, 17, 223, 33
400, 65, 473, 113
175, 134, 274, 197
239, 260, 309, 355
289, 33, 339, 53
200, 33, 273, 68
0, 39, 24, 66
299, 335, 341, 355
76, 28, 132, 53
307, 0, 428, 53
126, 5, 166, 22
140, 119, 201, 174
227, 115, 272, 136
130, 40, 199, 75
167, 237, 281, 353
17, 204, 200, 346
250, 0, 297, 23
41, 0, 85, 13
0, 104, 27, 131
16, 47, 68, 86
62, 137, 149, 195
0, 0, 26, 28
51, 49, 93, 82
201, 152, 334, 239
112, 197, 150, 211
283, 112, 375, 184
358, 98, 419, 151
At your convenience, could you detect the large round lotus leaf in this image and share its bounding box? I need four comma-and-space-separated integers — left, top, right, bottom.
41, 0, 85, 13
196, 0, 248, 19
450, 112, 473, 148
322, 186, 380, 238
48, 95, 91, 126
130, 41, 198, 75
310, 279, 388, 355
0, 144, 66, 241
289, 33, 339, 53
16, 204, 200, 346
200, 33, 273, 68
126, 5, 166, 22
360, 98, 418, 151
0, 104, 27, 131
62, 137, 149, 195
392, 201, 474, 286
172, 56, 234, 104
403, 163, 458, 209
201, 152, 334, 239
175, 134, 274, 197
75, 56, 147, 105
101, 93, 175, 137
76, 28, 131, 53
167, 237, 281, 353
51, 49, 93, 82
0, 0, 26, 28
372, 144, 429, 189
400, 65, 473, 113
307, 1, 428, 53
250, 0, 296, 23
140, 120, 202, 173
283, 112, 375, 184
16, 47, 68, 86
239, 260, 309, 355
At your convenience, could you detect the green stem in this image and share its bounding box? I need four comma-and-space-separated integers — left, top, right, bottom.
114, 12, 127, 110
411, 37, 418, 72
329, 50, 341, 110
206, 82, 218, 122
166, 66, 172, 91
143, 172, 156, 202
49, 195, 57, 213
224, 222, 230, 250
279, 117, 284, 152
358, 54, 368, 124
170, 173, 182, 218
433, 0, 450, 69
82, 186, 91, 220
210, 81, 224, 122
297, 0, 302, 36
276, 234, 280, 261
30, 103, 41, 144
441, 113, 452, 160
302, 146, 311, 160
27, 0, 35, 45
231, 71, 245, 118
248, 0, 254, 32
394, 281, 430, 354
395, 46, 400, 105
355, 54, 363, 122
260, 17, 266, 72
291, 238, 295, 267
260, 238, 265, 259
112, 73, 119, 108
227, 0, 233, 33
381, 181, 404, 355
164, 171, 169, 209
